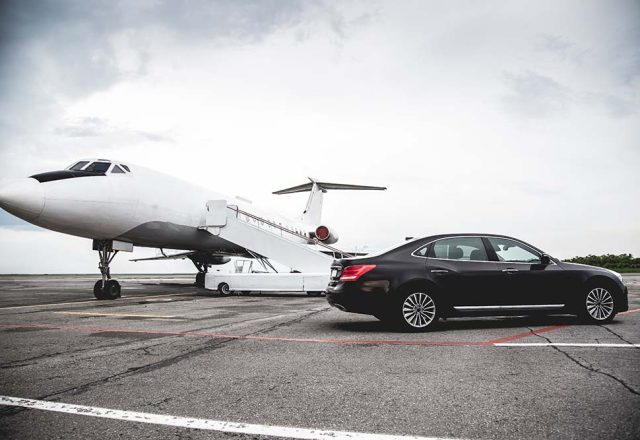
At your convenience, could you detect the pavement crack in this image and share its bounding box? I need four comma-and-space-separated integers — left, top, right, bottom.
0, 305, 330, 418
527, 327, 640, 396
598, 325, 639, 349
0, 338, 236, 418
247, 306, 329, 337
0, 339, 150, 369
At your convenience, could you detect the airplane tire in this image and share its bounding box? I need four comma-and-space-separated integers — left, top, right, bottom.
218, 283, 231, 295
102, 280, 121, 300
195, 272, 205, 288
93, 280, 106, 300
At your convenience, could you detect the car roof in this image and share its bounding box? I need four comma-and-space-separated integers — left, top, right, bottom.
416, 233, 544, 253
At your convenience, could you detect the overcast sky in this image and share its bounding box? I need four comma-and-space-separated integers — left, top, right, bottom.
0, 0, 639, 274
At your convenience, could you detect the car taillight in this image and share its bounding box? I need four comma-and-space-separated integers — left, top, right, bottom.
339, 264, 376, 282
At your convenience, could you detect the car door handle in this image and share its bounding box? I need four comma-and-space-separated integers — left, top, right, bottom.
502, 268, 519, 273
431, 269, 449, 274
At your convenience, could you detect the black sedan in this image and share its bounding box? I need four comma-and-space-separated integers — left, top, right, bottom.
326, 234, 629, 331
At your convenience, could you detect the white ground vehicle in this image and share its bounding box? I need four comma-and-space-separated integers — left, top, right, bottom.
206, 272, 328, 296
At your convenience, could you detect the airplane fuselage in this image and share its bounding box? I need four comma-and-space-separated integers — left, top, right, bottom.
0, 160, 314, 255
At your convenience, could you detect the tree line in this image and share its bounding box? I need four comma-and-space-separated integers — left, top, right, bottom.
564, 254, 640, 270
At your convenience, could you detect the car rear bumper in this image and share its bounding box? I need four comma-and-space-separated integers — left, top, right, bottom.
325, 282, 389, 315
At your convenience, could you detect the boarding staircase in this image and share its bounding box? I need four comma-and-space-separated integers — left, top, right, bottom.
200, 200, 352, 273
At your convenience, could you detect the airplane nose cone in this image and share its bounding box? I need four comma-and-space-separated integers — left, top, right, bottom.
0, 178, 45, 221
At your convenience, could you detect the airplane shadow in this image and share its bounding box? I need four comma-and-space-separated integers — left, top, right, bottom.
139, 282, 317, 297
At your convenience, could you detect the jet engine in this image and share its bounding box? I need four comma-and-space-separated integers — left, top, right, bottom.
312, 225, 339, 245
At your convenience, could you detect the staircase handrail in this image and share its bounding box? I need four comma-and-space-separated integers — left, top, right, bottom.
227, 205, 353, 258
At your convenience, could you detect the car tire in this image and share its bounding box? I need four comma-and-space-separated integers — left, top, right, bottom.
579, 285, 616, 324
395, 290, 439, 331
218, 283, 231, 295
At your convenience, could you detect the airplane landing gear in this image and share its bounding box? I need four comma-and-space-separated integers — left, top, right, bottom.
195, 272, 206, 288
93, 240, 121, 300
190, 258, 209, 288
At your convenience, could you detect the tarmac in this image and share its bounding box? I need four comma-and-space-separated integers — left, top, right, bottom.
0, 274, 638, 439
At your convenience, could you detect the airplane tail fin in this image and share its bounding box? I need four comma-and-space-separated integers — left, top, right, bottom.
273, 177, 386, 225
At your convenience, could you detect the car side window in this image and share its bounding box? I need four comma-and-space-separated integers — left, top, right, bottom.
428, 237, 489, 261
487, 237, 541, 263
413, 246, 428, 257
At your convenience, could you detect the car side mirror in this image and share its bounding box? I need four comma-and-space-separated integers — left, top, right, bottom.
540, 254, 551, 265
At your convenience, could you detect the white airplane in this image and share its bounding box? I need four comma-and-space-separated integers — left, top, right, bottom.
0, 159, 385, 299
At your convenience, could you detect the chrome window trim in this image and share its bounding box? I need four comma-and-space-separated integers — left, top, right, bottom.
410, 235, 556, 265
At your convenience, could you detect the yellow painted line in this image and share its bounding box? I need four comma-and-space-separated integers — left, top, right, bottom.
53, 311, 181, 319
0, 293, 194, 310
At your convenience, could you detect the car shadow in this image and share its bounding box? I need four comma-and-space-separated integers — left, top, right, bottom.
328, 314, 621, 334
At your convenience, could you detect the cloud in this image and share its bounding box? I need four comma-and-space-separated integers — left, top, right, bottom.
0, 0, 310, 98
585, 94, 637, 118
55, 117, 174, 143
1, 1, 639, 273
501, 70, 572, 118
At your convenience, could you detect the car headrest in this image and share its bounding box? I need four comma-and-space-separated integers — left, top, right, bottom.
449, 246, 463, 259
469, 249, 485, 261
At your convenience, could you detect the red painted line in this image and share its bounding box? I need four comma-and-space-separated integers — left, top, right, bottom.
0, 323, 491, 346
487, 324, 569, 345
619, 307, 640, 315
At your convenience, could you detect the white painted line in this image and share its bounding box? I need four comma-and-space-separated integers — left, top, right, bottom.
494, 343, 640, 348
0, 395, 463, 440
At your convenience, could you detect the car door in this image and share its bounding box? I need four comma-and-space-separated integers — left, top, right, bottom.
485, 236, 569, 309
425, 236, 502, 308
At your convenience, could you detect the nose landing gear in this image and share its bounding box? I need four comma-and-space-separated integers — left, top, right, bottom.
93, 240, 122, 300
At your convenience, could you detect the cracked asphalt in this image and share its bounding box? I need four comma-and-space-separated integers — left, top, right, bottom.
0, 274, 638, 439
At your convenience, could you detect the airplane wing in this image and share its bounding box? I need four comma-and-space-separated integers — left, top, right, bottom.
130, 250, 245, 265
130, 251, 196, 262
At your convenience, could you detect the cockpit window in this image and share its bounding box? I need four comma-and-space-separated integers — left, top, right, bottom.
112, 165, 125, 174
69, 161, 89, 171
84, 162, 111, 173
121, 164, 130, 172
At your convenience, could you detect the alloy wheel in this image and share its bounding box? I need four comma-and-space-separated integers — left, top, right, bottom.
586, 287, 614, 321
402, 292, 436, 328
